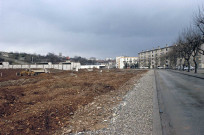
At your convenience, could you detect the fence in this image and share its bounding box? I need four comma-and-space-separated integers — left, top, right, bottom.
0, 63, 107, 70
80, 65, 106, 69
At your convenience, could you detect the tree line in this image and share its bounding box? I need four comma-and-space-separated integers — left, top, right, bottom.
0, 52, 99, 65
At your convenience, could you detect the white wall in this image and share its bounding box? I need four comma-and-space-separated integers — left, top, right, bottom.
80, 65, 105, 69
0, 62, 81, 71
119, 58, 125, 69
117, 57, 138, 69
22, 65, 30, 68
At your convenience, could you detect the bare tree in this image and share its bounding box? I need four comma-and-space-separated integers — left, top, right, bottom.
195, 7, 204, 54
123, 62, 128, 69
160, 51, 168, 68
173, 27, 202, 73
177, 44, 185, 70
195, 7, 204, 37
187, 29, 202, 73
176, 31, 194, 72
166, 7, 204, 73
169, 46, 178, 68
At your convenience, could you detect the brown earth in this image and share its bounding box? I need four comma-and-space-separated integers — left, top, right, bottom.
0, 69, 28, 82
0, 69, 147, 135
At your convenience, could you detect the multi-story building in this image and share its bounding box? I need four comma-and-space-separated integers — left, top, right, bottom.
116, 56, 138, 69
138, 44, 204, 69
138, 45, 172, 68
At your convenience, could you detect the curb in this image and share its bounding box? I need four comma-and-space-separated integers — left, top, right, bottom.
169, 70, 204, 80
153, 70, 162, 135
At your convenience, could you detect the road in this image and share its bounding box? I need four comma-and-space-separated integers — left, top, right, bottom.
155, 70, 204, 135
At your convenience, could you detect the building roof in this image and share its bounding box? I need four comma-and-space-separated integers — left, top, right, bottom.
116, 56, 138, 58
138, 45, 173, 54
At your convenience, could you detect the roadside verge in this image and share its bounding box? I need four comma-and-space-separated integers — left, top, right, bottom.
153, 70, 162, 135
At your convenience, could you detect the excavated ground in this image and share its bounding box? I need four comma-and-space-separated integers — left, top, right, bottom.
0, 69, 147, 135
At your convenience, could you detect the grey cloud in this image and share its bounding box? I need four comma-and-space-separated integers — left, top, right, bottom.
0, 0, 203, 58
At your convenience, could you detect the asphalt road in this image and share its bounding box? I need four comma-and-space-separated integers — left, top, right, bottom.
155, 70, 204, 135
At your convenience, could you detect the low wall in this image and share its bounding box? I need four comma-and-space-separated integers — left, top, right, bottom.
80, 65, 105, 69
0, 63, 81, 71
0, 63, 106, 71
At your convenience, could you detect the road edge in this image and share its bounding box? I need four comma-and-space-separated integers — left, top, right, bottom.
169, 69, 204, 79
153, 70, 162, 135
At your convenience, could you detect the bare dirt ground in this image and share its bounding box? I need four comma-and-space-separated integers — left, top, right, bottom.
0, 69, 147, 135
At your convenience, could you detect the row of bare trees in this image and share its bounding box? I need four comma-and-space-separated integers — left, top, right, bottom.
167, 7, 204, 73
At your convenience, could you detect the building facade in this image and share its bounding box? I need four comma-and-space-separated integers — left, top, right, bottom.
116, 56, 138, 69
138, 45, 172, 68
138, 44, 204, 69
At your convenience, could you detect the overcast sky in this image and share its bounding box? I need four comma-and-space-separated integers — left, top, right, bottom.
0, 0, 203, 59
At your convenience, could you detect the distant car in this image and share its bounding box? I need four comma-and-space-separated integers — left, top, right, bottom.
140, 66, 149, 69
157, 66, 164, 69
184, 66, 194, 70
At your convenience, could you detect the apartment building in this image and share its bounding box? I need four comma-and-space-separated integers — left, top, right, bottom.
116, 56, 138, 69
138, 44, 204, 69
138, 45, 172, 68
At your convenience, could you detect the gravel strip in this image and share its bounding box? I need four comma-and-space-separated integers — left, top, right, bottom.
74, 70, 154, 135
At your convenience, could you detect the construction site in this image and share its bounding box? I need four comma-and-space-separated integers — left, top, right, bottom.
0, 68, 147, 134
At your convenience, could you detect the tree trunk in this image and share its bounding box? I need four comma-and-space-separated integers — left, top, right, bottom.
180, 59, 182, 70
182, 64, 185, 71
187, 60, 190, 72
193, 57, 197, 73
